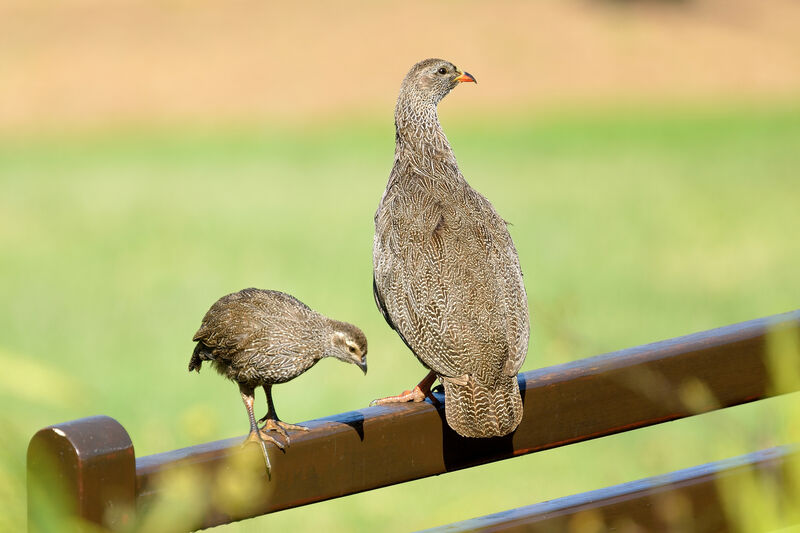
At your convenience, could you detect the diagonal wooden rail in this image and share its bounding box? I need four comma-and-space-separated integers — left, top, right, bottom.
420, 444, 800, 532
27, 309, 800, 531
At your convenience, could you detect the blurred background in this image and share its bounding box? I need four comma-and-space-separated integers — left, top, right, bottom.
2, 0, 799, 531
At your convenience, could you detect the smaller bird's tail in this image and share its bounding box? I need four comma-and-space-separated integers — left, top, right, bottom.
188, 343, 208, 372
441, 374, 523, 438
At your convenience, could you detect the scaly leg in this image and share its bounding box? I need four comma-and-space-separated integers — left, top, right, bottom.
257, 384, 310, 445
370, 370, 438, 406
239, 383, 283, 479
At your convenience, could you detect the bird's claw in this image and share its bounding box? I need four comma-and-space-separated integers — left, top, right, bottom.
259, 418, 310, 446
261, 430, 287, 449
370, 386, 428, 406
242, 430, 275, 478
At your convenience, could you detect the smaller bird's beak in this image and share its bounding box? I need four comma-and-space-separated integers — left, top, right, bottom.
357, 360, 368, 375
454, 71, 477, 84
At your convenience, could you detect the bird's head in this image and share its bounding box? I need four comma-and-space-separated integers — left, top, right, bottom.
400, 58, 476, 106
329, 321, 368, 375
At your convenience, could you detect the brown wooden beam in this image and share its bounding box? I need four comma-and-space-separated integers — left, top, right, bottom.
419, 445, 800, 532
27, 415, 136, 533
130, 309, 799, 529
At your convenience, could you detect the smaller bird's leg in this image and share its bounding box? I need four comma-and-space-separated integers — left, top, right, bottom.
370, 370, 438, 406
239, 384, 283, 479
258, 384, 310, 445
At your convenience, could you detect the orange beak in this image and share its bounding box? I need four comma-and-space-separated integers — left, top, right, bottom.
454, 71, 477, 84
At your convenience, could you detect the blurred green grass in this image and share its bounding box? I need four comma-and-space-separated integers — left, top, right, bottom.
2, 104, 800, 531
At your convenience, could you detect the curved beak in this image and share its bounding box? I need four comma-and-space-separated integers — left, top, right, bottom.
454, 71, 476, 84
357, 359, 368, 375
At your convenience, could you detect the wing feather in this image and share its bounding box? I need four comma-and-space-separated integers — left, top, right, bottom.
373, 172, 529, 384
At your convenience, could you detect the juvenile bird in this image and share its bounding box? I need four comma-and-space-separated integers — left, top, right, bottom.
189, 288, 367, 472
372, 59, 529, 438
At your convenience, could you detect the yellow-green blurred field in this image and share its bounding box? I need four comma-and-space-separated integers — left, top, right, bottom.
3, 0, 800, 530
2, 104, 800, 531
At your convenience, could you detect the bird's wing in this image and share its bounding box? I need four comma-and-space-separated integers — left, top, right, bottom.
192, 299, 263, 356
192, 289, 314, 360
374, 179, 529, 383
374, 183, 459, 377
373, 274, 419, 358
372, 275, 394, 331
496, 223, 530, 377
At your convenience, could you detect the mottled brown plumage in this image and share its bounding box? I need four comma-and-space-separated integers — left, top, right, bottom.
189, 288, 367, 471
372, 59, 529, 438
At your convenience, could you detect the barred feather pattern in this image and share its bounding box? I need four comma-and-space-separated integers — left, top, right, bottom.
442, 375, 523, 438
189, 288, 367, 388
373, 59, 530, 438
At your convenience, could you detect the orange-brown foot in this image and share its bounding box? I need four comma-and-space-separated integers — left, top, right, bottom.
259, 418, 309, 445
369, 385, 429, 406
242, 429, 277, 478
369, 371, 439, 406
245, 426, 285, 450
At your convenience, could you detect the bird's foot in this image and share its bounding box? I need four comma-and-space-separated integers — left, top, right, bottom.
258, 418, 309, 445
370, 371, 439, 406
245, 426, 286, 450
369, 385, 430, 406
242, 429, 279, 478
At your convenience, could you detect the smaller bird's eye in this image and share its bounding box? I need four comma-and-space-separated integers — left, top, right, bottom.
348, 345, 356, 353
438, 67, 447, 75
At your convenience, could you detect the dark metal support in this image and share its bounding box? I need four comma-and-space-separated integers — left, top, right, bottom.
27, 415, 135, 532
419, 445, 800, 532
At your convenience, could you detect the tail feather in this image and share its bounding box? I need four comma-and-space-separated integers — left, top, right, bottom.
188, 343, 208, 372
441, 375, 522, 438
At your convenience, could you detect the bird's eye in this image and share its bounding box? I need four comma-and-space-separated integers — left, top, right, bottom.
348, 346, 356, 353
438, 67, 447, 75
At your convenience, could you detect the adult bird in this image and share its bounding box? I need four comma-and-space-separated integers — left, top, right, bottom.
189, 288, 368, 473
372, 59, 529, 438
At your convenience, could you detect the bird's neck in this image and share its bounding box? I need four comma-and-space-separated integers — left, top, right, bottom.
321, 321, 347, 360
393, 95, 457, 170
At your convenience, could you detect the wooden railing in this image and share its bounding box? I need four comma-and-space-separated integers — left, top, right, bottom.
421, 444, 800, 532
27, 310, 800, 532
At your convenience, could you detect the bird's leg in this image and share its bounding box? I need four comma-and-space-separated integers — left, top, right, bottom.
370, 370, 438, 406
239, 383, 283, 479
258, 384, 309, 445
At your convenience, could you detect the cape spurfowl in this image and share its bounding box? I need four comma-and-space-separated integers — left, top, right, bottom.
189, 288, 367, 473
371, 58, 530, 438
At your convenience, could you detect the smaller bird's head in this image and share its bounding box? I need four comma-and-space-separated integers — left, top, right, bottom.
329, 321, 368, 375
400, 58, 476, 106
